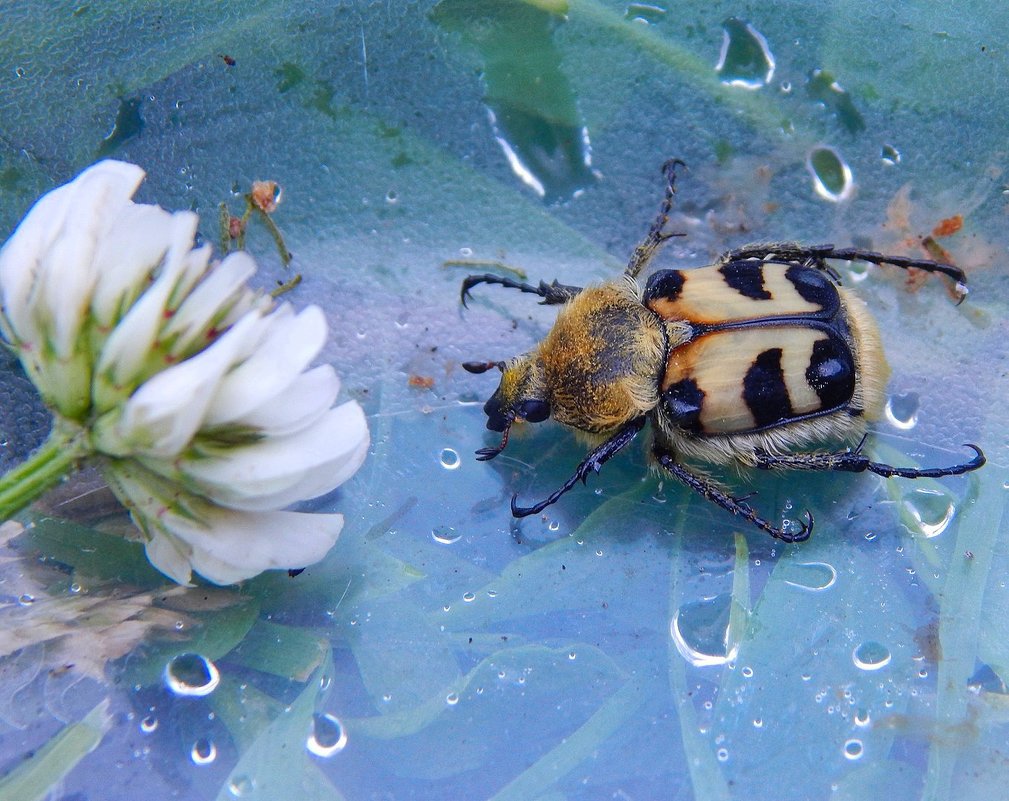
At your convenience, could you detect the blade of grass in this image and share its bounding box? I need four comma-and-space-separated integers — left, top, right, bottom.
0, 698, 111, 801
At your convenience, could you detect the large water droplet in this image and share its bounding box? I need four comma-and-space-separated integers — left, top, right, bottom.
165, 653, 220, 697
843, 738, 864, 760
716, 18, 775, 89
902, 488, 955, 538
432, 525, 462, 545
439, 448, 461, 470
808, 146, 853, 202
782, 561, 837, 592
884, 392, 920, 430
191, 738, 217, 765
307, 713, 347, 757
852, 641, 891, 671
670, 594, 741, 667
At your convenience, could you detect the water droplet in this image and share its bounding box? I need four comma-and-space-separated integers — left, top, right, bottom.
902, 488, 955, 538
462, 592, 476, 603
670, 594, 740, 667
17, 593, 34, 606
716, 747, 730, 762
853, 641, 891, 671
165, 653, 220, 697
439, 448, 460, 469
568, 651, 577, 660
716, 18, 775, 89
191, 738, 217, 765
140, 715, 158, 733
843, 739, 864, 760
884, 392, 919, 430
741, 666, 754, 678
69, 582, 82, 594
385, 189, 398, 204
624, 3, 667, 24
808, 146, 853, 202
228, 776, 255, 797
779, 80, 793, 94
446, 692, 460, 705
753, 717, 763, 728
547, 519, 561, 532
881, 143, 901, 165
432, 525, 462, 544
854, 708, 871, 727
306, 712, 347, 757
782, 561, 838, 592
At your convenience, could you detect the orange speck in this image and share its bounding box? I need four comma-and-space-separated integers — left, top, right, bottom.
408, 374, 435, 389
250, 181, 281, 213
932, 214, 963, 237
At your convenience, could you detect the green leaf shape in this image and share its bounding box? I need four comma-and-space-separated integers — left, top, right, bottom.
25, 514, 166, 587
0, 698, 111, 801
226, 620, 327, 682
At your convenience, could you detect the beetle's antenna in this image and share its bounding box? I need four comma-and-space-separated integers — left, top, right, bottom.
476, 422, 512, 461
625, 158, 688, 279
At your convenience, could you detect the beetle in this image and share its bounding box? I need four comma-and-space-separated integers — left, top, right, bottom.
460, 160, 984, 541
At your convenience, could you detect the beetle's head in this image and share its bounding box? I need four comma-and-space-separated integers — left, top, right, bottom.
462, 354, 550, 460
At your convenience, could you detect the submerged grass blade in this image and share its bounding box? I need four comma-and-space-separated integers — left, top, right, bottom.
923, 466, 1008, 800
0, 698, 111, 801
488, 674, 653, 801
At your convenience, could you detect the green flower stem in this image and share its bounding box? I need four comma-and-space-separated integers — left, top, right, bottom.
0, 425, 90, 520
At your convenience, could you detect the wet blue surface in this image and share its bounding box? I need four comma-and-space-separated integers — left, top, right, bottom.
0, 2, 1007, 799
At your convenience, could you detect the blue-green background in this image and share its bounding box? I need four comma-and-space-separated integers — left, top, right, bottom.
0, 2, 1007, 799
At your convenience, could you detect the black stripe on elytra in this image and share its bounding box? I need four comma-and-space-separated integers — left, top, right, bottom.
785, 264, 840, 316
805, 335, 856, 411
661, 378, 705, 434
643, 269, 685, 303
743, 348, 793, 428
719, 260, 771, 300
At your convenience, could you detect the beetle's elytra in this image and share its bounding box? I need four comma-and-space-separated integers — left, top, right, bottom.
461, 160, 984, 542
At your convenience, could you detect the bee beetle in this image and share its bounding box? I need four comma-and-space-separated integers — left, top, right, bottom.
461, 160, 984, 542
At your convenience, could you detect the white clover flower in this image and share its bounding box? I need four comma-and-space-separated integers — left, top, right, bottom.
0, 160, 369, 585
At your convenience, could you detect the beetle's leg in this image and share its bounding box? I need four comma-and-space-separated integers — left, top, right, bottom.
624, 158, 688, 280
751, 441, 985, 479
722, 243, 968, 296
460, 274, 582, 307
511, 417, 647, 518
654, 448, 813, 543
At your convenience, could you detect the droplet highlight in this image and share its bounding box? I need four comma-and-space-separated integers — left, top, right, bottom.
165, 653, 220, 697
902, 488, 955, 538
808, 146, 853, 202
307, 713, 347, 757
432, 525, 461, 544
852, 641, 891, 671
670, 594, 740, 667
716, 18, 775, 89
884, 392, 920, 430
439, 448, 461, 470
191, 738, 217, 765
782, 561, 838, 592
